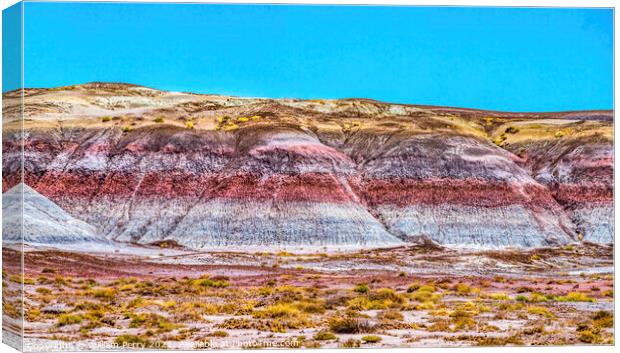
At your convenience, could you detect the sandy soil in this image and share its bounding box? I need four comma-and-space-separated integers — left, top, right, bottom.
1, 242, 614, 350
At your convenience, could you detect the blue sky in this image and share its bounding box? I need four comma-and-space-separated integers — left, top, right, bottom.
3, 3, 614, 112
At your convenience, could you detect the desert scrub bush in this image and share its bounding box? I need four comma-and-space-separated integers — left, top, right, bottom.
9, 274, 34, 284
369, 288, 405, 304
217, 300, 256, 316
592, 311, 613, 328
347, 296, 386, 310
217, 318, 253, 330
237, 117, 249, 123
25, 307, 41, 321
450, 309, 476, 330
57, 314, 83, 326
114, 335, 165, 349
557, 292, 595, 302
153, 116, 164, 123
328, 314, 375, 334
527, 306, 554, 318
251, 115, 262, 121
313, 331, 336, 341
222, 123, 238, 132
515, 294, 530, 303
340, 339, 361, 348
92, 287, 117, 301
361, 335, 382, 344
193, 277, 230, 288
578, 330, 602, 344
186, 120, 194, 129
353, 283, 369, 294
378, 309, 404, 321
252, 303, 300, 319
121, 125, 133, 133
475, 335, 524, 346
409, 286, 441, 303
271, 285, 304, 302
101, 116, 112, 122
494, 133, 507, 146
413, 301, 436, 310
505, 126, 519, 134
129, 313, 177, 332
427, 319, 451, 332
487, 292, 510, 300
36, 287, 52, 295
173, 301, 215, 321
293, 300, 326, 314
207, 330, 229, 337
453, 283, 471, 295
529, 292, 551, 303
252, 304, 312, 331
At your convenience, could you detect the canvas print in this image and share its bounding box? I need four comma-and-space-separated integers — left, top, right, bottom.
1, 2, 614, 351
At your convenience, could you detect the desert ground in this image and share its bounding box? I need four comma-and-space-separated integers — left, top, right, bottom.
2, 242, 614, 350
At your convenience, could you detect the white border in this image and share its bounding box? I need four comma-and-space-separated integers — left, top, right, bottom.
0, 1, 616, 353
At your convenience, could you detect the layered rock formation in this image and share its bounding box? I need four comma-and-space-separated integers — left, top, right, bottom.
1, 83, 613, 248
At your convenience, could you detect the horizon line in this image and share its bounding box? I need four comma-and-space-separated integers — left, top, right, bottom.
3, 81, 615, 115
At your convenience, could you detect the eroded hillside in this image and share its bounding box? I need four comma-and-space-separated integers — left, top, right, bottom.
2, 83, 613, 249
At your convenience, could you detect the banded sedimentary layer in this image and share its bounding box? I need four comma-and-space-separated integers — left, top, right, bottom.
1, 83, 613, 248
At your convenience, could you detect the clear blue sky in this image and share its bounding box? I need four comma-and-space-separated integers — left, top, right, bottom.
4, 3, 614, 112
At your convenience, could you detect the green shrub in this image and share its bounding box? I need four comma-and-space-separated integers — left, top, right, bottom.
58, 314, 82, 326
154, 116, 164, 123
361, 335, 382, 343
353, 284, 369, 294
313, 331, 336, 341
557, 292, 595, 302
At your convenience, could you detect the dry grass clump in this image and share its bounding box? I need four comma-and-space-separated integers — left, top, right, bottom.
114, 334, 165, 349
408, 284, 442, 309
557, 292, 596, 302
313, 331, 336, 341
575, 311, 614, 344
328, 313, 375, 334
340, 338, 361, 348
361, 335, 382, 344
347, 287, 406, 310
128, 313, 177, 332
527, 306, 554, 318
251, 303, 313, 332
57, 314, 83, 326
486, 292, 510, 300
353, 284, 369, 294
377, 309, 404, 321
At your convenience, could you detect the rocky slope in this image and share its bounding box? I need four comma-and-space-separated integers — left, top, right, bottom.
2, 183, 109, 245
1, 83, 613, 248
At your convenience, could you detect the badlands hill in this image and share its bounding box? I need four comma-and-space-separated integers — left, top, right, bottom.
2, 183, 109, 245
1, 83, 613, 249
